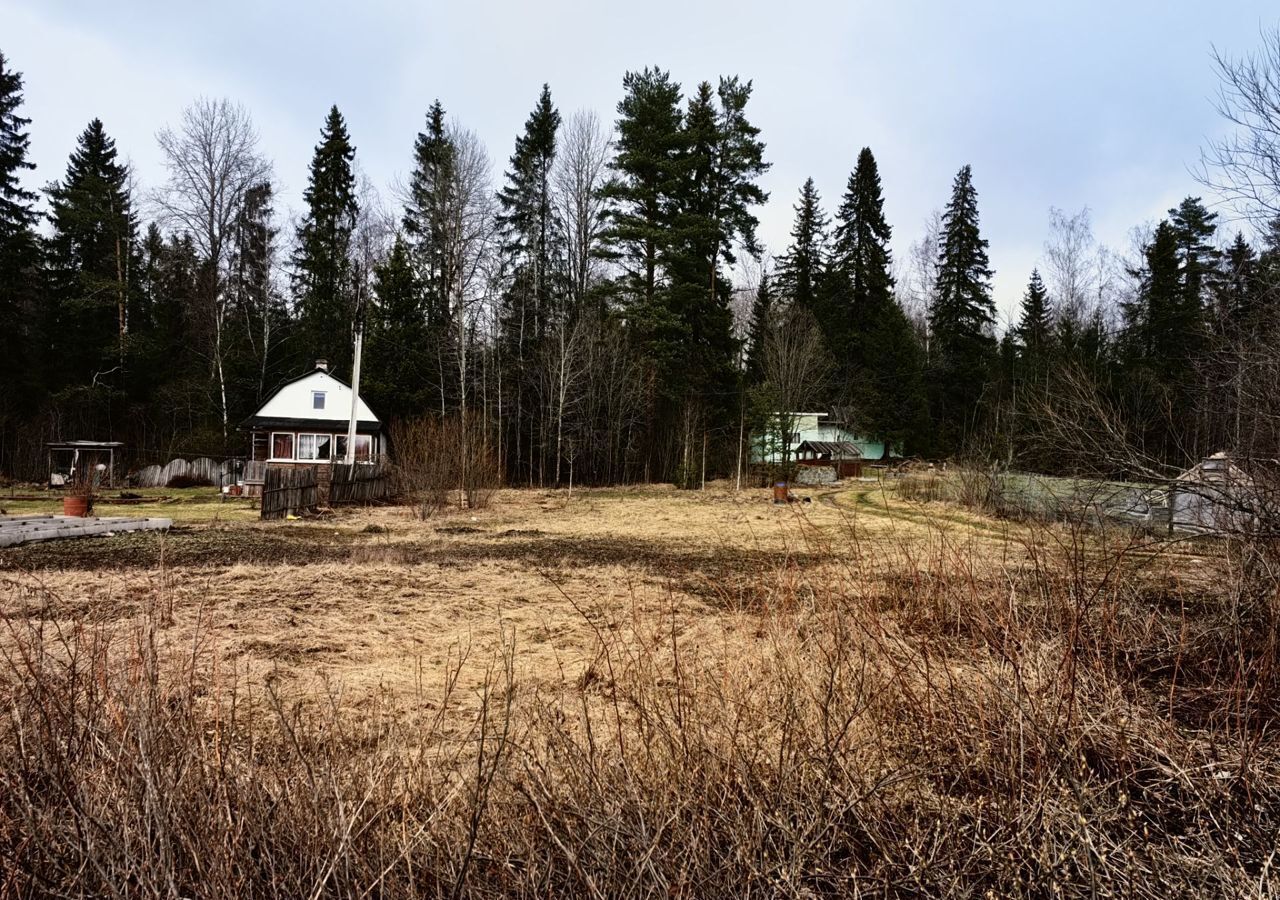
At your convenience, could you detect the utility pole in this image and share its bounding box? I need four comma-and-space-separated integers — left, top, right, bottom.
345, 270, 366, 466
344, 326, 363, 464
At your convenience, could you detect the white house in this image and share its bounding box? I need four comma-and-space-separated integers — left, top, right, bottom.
241, 360, 383, 467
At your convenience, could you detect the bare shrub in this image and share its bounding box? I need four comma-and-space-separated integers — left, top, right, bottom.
390, 414, 500, 517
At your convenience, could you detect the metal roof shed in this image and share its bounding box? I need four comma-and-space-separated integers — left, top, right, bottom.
47, 441, 123, 488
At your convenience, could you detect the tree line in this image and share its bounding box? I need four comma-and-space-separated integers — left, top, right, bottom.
3, 35, 1280, 484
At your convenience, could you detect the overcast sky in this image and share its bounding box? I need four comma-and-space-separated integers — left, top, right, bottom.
5, 0, 1277, 321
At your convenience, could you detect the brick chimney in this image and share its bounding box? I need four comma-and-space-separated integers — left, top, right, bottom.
315, 358, 329, 372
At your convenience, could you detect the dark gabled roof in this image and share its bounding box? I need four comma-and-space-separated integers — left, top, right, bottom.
796, 439, 863, 459
243, 416, 382, 433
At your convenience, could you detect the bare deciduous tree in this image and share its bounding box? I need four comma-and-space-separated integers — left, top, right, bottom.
554, 110, 612, 311
902, 209, 942, 353
1199, 25, 1280, 224
155, 98, 270, 440
759, 305, 832, 463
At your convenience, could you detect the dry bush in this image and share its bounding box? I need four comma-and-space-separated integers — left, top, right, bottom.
390, 415, 500, 518
1, 519, 1278, 897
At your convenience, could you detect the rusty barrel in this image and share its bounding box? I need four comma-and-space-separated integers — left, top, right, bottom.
772, 481, 789, 504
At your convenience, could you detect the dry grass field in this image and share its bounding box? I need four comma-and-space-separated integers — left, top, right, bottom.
1, 479, 1276, 896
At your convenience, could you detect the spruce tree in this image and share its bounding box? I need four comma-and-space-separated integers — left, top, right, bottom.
405, 100, 456, 332
928, 164, 996, 454
292, 106, 358, 374
496, 84, 564, 336
817, 148, 926, 450
666, 76, 768, 480
821, 148, 894, 396
0, 51, 39, 405
44, 118, 140, 392
1216, 232, 1259, 336
828, 148, 894, 323
775, 178, 827, 311
744, 272, 773, 387
364, 236, 430, 421
1015, 268, 1053, 375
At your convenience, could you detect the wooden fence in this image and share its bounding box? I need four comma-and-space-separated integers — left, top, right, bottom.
330, 461, 390, 505
261, 466, 319, 520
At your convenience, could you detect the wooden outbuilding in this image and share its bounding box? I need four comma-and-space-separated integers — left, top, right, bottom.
795, 439, 864, 479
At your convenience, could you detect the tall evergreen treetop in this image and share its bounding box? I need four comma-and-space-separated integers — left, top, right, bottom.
1016, 268, 1052, 354
926, 164, 996, 453
931, 164, 995, 342
601, 67, 685, 306
776, 177, 827, 310
46, 119, 135, 277
0, 51, 36, 243
0, 50, 39, 403
292, 105, 358, 372
404, 100, 457, 329
43, 118, 141, 392
1168, 196, 1219, 306
830, 147, 894, 315
1216, 232, 1259, 334
497, 84, 564, 332
702, 76, 769, 266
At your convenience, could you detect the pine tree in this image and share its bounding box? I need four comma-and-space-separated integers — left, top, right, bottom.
292, 106, 358, 374
44, 118, 140, 392
601, 67, 685, 313
0, 51, 39, 405
928, 164, 996, 454
775, 178, 827, 311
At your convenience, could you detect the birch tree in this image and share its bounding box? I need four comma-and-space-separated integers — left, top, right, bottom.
155, 98, 270, 441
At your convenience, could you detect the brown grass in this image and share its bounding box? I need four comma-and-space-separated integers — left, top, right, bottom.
0, 482, 1277, 896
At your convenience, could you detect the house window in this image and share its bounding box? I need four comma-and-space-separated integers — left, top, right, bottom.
312, 391, 326, 410
333, 434, 373, 462
271, 433, 294, 460
295, 433, 332, 461
788, 432, 802, 445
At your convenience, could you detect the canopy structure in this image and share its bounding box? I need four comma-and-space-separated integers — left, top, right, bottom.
47, 441, 123, 488
795, 440, 863, 460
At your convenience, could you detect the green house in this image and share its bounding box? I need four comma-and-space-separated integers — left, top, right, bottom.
751, 412, 899, 465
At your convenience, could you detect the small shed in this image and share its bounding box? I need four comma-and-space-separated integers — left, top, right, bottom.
795, 439, 863, 479
47, 441, 123, 488
1169, 451, 1259, 534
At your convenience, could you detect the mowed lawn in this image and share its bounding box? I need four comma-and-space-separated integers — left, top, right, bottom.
0, 485, 259, 523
